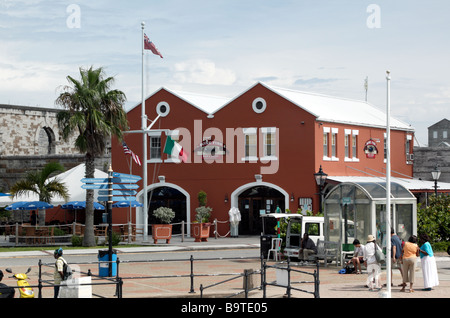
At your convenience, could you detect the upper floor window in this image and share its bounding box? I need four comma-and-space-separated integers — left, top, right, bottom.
261, 127, 277, 158
149, 135, 161, 162
243, 128, 257, 161
323, 127, 329, 159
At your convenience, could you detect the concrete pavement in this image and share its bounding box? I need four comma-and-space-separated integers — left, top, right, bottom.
1, 235, 449, 298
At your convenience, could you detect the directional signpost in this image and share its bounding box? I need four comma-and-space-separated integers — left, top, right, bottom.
81, 167, 141, 277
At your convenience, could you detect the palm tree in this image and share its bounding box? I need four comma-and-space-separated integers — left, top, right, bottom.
10, 162, 69, 225
56, 66, 128, 246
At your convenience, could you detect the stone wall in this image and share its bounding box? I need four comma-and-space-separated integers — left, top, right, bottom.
0, 104, 79, 156
0, 104, 110, 192
413, 147, 450, 183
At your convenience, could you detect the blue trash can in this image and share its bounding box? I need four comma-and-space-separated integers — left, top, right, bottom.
98, 249, 117, 277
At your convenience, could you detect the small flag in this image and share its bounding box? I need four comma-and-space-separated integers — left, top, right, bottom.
163, 136, 187, 162
144, 33, 163, 58
123, 142, 142, 166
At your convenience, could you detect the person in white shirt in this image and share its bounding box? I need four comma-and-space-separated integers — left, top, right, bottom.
363, 235, 383, 290
349, 239, 365, 274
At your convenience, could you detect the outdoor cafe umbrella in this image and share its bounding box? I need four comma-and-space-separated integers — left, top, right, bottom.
112, 200, 143, 224
112, 200, 143, 208
20, 201, 54, 210
61, 201, 105, 223
61, 201, 105, 210
6, 201, 53, 224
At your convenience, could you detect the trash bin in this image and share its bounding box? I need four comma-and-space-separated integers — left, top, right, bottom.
260, 235, 274, 259
98, 249, 117, 277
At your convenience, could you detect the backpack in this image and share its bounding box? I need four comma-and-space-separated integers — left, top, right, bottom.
59, 258, 72, 280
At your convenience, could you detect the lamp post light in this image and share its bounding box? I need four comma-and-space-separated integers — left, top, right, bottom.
431, 164, 441, 197
314, 165, 328, 213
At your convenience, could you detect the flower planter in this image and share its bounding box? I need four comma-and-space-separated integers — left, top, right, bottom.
151, 224, 172, 244
191, 223, 211, 242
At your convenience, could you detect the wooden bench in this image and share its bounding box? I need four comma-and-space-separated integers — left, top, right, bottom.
310, 239, 340, 267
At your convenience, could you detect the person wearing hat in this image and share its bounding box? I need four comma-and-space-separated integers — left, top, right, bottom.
53, 248, 67, 298
363, 234, 382, 290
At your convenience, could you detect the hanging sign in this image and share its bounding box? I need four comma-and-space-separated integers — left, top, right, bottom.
363, 139, 378, 159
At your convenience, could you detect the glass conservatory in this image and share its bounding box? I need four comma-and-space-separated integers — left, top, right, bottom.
324, 182, 417, 249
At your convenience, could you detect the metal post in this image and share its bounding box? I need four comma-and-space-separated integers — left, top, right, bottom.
38, 259, 43, 298
189, 255, 195, 293
108, 165, 113, 277
181, 220, 185, 242
385, 70, 392, 298
141, 21, 148, 242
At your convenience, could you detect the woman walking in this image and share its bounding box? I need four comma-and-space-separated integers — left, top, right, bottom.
400, 235, 419, 293
419, 234, 439, 291
363, 235, 382, 290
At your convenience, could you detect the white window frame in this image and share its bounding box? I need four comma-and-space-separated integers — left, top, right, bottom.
149, 131, 162, 163
323, 127, 330, 160
261, 127, 278, 161
352, 130, 359, 162
331, 128, 339, 161
242, 128, 258, 162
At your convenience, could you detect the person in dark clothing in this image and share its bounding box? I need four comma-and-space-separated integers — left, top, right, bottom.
30, 211, 37, 226
299, 233, 317, 263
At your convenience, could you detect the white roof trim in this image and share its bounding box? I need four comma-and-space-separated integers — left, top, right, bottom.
328, 176, 450, 191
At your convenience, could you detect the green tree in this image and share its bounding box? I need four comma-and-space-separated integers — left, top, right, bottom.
56, 66, 128, 246
417, 194, 450, 244
10, 162, 69, 225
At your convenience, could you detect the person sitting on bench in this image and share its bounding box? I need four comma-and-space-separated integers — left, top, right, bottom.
299, 233, 317, 263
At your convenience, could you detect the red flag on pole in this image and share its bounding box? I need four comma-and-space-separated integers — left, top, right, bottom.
144, 33, 163, 58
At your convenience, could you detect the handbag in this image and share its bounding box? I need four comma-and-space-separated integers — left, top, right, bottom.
374, 242, 385, 263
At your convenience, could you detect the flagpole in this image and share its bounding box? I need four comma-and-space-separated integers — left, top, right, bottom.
385, 70, 392, 298
141, 21, 148, 241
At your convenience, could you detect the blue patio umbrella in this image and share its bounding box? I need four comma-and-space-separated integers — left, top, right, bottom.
112, 200, 143, 208
61, 201, 105, 223
5, 202, 27, 210
20, 201, 54, 210
61, 201, 105, 210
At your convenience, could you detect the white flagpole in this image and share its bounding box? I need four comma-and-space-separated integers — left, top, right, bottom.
385, 70, 392, 298
141, 21, 148, 241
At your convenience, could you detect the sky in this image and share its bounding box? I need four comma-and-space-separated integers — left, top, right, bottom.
1, 0, 450, 146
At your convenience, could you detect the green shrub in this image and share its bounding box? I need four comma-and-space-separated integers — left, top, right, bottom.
71, 235, 83, 247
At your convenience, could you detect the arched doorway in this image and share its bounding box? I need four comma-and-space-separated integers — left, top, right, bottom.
148, 186, 187, 234
237, 186, 286, 235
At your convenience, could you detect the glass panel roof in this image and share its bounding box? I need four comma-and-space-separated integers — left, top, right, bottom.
326, 182, 415, 200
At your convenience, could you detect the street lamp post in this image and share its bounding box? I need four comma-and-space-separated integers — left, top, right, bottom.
431, 164, 441, 197
314, 165, 328, 213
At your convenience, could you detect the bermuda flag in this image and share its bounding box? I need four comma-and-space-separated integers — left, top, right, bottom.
164, 136, 187, 162
144, 33, 163, 58
123, 142, 142, 166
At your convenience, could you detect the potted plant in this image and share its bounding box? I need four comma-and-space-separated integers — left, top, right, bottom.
192, 191, 213, 242
151, 207, 175, 244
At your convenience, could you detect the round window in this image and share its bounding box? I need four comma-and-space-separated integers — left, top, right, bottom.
252, 97, 266, 113
156, 101, 170, 117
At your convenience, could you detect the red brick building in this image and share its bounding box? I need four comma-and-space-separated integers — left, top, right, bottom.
111, 82, 415, 236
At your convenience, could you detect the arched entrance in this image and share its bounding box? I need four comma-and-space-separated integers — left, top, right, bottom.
234, 185, 287, 235
148, 186, 187, 234
136, 181, 190, 237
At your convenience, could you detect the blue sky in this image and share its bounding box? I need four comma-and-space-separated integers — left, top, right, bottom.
1, 0, 449, 145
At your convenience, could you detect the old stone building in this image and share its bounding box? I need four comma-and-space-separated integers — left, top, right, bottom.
414, 118, 450, 184
0, 104, 110, 191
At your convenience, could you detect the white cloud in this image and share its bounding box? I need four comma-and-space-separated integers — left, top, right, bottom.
173, 59, 236, 86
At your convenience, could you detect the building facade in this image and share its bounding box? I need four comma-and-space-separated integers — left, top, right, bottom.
111, 82, 416, 236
